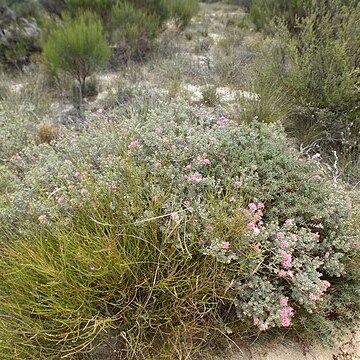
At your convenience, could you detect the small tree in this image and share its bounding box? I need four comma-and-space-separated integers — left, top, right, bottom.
42, 12, 110, 103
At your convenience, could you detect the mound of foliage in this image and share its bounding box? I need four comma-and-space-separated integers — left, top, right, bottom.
0, 101, 359, 358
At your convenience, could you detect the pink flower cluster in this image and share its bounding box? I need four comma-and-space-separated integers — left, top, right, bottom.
280, 304, 294, 327
198, 158, 210, 166
281, 250, 292, 269
216, 116, 230, 129
128, 140, 140, 149
222, 241, 231, 249
240, 199, 265, 236
187, 172, 202, 183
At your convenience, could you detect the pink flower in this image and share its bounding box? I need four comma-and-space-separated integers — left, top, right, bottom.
230, 196, 236, 203
280, 241, 289, 248
73, 171, 81, 178
155, 162, 162, 169
281, 250, 292, 269
38, 214, 48, 223
108, 183, 117, 191
260, 322, 269, 331
128, 140, 140, 149
280, 298, 288, 307
57, 196, 65, 204
247, 222, 256, 230
290, 233, 298, 242
323, 281, 331, 290
188, 172, 202, 183
281, 317, 291, 327
309, 293, 319, 301
253, 227, 260, 236
210, 137, 217, 143
253, 317, 259, 325
279, 270, 288, 278
285, 219, 293, 225
248, 203, 257, 212
185, 164, 191, 171
280, 307, 294, 318
80, 188, 89, 195
257, 202, 265, 210
234, 181, 242, 187
276, 232, 285, 239
199, 158, 210, 166
324, 252, 330, 258
183, 200, 191, 207
222, 241, 231, 249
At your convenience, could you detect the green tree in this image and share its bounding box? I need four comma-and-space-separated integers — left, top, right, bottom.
42, 12, 110, 103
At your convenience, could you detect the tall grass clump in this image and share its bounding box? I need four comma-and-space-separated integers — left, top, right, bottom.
42, 12, 110, 104
0, 100, 359, 357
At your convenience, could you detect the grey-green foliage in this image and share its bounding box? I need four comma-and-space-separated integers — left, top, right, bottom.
42, 12, 110, 98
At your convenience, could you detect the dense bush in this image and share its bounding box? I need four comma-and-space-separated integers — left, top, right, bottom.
110, 2, 161, 60
42, 12, 110, 102
248, 0, 359, 33
243, 3, 360, 177
0, 100, 358, 358
249, 0, 312, 33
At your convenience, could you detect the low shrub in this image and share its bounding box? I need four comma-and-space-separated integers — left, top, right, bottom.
0, 100, 359, 357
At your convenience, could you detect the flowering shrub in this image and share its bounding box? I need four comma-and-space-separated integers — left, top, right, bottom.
0, 100, 358, 357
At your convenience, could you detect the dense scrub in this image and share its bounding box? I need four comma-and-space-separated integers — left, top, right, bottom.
0, 101, 359, 358
241, 1, 360, 180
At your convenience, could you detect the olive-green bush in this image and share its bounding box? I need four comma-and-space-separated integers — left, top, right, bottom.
42, 12, 110, 102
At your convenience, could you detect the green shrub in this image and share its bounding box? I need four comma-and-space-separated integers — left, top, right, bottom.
168, 0, 200, 29
0, 100, 359, 357
244, 3, 360, 173
249, 0, 312, 33
42, 12, 110, 102
110, 2, 161, 60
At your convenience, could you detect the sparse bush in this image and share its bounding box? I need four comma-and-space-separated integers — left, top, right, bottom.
42, 12, 110, 103
0, 100, 359, 358
202, 85, 219, 106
